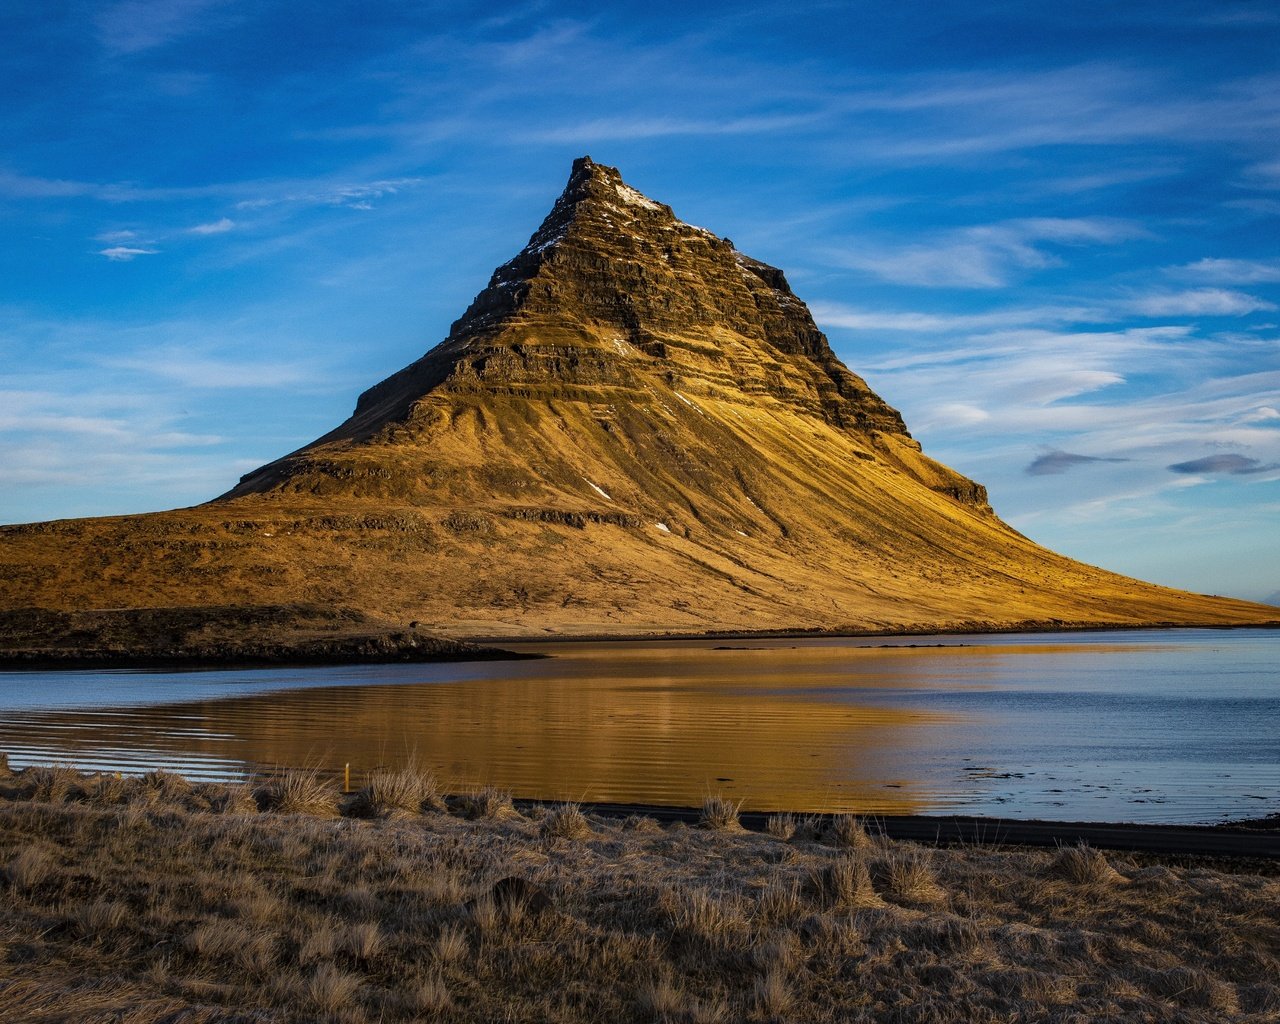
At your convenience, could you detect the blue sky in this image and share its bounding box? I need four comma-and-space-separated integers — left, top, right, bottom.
2, 0, 1278, 603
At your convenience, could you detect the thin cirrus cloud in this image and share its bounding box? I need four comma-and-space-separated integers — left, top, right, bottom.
1124, 288, 1276, 317
101, 349, 324, 390
232, 178, 428, 211
834, 218, 1144, 288
1174, 258, 1280, 284
98, 245, 157, 261
95, 0, 235, 56
188, 217, 235, 235
524, 113, 824, 143
831, 65, 1280, 159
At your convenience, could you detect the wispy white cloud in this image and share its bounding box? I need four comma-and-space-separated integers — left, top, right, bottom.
1124, 288, 1276, 316
1174, 258, 1280, 284
829, 65, 1280, 160
188, 217, 234, 235
1243, 158, 1280, 187
95, 229, 142, 243
96, 0, 235, 56
233, 178, 428, 211
525, 113, 823, 143
832, 217, 1143, 288
98, 245, 157, 261
811, 301, 1108, 334
0, 169, 427, 213
0, 169, 228, 203
0, 170, 94, 199
101, 348, 323, 389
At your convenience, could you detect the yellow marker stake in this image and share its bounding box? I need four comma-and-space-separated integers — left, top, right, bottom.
344, 762, 350, 793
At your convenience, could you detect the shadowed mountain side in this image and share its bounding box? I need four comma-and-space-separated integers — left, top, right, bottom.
0, 157, 1275, 651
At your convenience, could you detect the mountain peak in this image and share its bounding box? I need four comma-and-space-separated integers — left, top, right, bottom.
227, 158, 977, 511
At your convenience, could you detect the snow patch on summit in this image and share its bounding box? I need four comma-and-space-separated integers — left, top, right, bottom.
615, 182, 661, 211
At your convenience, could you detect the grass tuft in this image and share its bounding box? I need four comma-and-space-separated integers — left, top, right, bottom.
340, 920, 383, 963
664, 887, 749, 950
19, 764, 83, 803
1048, 842, 1127, 886
765, 813, 796, 840
753, 963, 791, 1020
303, 962, 362, 1013
73, 900, 129, 940
541, 802, 593, 840
699, 794, 743, 832
828, 813, 872, 850
452, 786, 520, 820
433, 923, 468, 963
876, 848, 946, 904
3, 845, 54, 890
637, 973, 685, 1022
812, 854, 884, 909
412, 971, 452, 1015
255, 767, 339, 817
755, 880, 807, 924
348, 765, 441, 818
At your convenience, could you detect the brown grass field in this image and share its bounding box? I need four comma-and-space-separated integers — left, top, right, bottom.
1, 758, 1277, 1023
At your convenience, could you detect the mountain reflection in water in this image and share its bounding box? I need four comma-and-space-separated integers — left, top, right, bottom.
1, 630, 1276, 824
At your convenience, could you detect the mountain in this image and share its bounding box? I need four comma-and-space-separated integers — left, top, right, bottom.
1, 157, 1274, 656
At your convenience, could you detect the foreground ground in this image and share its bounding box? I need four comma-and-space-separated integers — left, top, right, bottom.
1, 761, 1277, 1023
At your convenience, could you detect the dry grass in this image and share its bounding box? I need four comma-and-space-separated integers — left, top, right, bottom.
875, 848, 947, 905
698, 794, 743, 832
255, 767, 339, 817
812, 854, 885, 909
0, 761, 1277, 1023
451, 786, 520, 821
828, 812, 872, 850
765, 812, 795, 840
349, 765, 442, 818
1048, 842, 1128, 886
753, 963, 791, 1021
541, 802, 594, 840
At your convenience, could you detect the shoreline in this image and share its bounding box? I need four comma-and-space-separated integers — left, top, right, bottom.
2, 618, 1275, 672
464, 618, 1280, 646
509, 799, 1280, 860
0, 633, 541, 673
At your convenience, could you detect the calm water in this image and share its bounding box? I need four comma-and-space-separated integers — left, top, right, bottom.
1, 629, 1276, 824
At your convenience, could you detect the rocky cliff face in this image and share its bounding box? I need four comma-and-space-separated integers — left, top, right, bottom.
1, 158, 1274, 643
227, 157, 986, 516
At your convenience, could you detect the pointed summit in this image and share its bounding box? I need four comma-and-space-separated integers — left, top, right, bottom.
3, 158, 1274, 645
229, 158, 933, 502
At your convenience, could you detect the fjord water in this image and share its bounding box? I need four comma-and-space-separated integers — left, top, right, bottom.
1, 629, 1275, 824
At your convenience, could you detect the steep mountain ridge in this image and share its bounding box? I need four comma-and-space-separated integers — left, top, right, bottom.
226, 157, 987, 517
1, 157, 1274, 650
